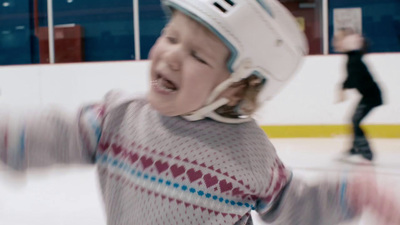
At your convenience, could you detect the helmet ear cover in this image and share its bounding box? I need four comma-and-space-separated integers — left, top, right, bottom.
162, 0, 308, 123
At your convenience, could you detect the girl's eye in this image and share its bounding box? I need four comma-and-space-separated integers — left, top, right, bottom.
191, 51, 208, 65
166, 36, 177, 44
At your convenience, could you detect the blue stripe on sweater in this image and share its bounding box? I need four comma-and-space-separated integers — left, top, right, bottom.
19, 127, 25, 159
340, 174, 354, 219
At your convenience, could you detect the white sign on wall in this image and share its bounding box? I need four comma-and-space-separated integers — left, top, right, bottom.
333, 7, 362, 35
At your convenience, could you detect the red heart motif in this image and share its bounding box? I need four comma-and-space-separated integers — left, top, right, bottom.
186, 168, 203, 183
111, 143, 123, 155
219, 179, 233, 193
250, 194, 258, 201
232, 187, 244, 196
140, 156, 154, 169
203, 174, 218, 188
128, 152, 139, 164
98, 141, 110, 152
170, 164, 185, 178
155, 160, 169, 174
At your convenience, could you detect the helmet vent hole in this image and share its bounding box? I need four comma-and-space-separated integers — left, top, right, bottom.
224, 0, 235, 6
213, 2, 227, 13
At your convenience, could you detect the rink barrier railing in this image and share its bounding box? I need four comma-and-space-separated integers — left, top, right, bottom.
260, 124, 400, 138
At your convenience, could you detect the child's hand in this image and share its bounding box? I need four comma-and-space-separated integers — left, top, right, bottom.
346, 172, 400, 225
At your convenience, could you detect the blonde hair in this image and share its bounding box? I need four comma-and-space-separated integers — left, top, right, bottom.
215, 75, 264, 118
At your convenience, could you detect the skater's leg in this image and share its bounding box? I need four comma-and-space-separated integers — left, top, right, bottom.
351, 102, 375, 160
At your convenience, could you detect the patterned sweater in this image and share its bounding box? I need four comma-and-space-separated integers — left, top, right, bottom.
0, 91, 354, 225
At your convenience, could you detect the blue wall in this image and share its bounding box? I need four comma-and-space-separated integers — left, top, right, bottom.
52, 0, 135, 61
0, 1, 33, 65
329, 0, 400, 53
139, 0, 166, 59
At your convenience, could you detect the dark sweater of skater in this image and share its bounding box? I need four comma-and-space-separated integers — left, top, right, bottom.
342, 50, 383, 107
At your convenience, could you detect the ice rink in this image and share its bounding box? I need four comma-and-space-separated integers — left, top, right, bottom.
1, 138, 399, 225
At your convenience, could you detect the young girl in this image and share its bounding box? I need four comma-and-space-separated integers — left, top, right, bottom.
1, 0, 399, 224
334, 28, 383, 161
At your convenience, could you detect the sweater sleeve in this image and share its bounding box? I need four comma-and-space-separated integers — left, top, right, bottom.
255, 175, 356, 225
0, 103, 105, 171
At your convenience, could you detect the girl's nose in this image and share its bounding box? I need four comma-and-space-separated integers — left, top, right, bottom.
165, 47, 182, 71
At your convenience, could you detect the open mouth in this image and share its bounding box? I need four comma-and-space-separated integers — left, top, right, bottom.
152, 74, 178, 92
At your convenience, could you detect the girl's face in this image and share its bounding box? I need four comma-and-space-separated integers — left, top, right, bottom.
147, 11, 231, 117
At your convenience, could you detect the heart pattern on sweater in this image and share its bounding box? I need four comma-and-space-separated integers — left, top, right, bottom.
170, 165, 185, 178
232, 187, 244, 196
155, 160, 169, 174
186, 168, 203, 183
219, 179, 233, 193
203, 174, 218, 188
98, 141, 110, 151
111, 143, 123, 155
140, 156, 154, 169
128, 152, 139, 163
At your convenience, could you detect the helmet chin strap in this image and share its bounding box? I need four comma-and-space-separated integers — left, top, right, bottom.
181, 97, 230, 121
182, 60, 254, 123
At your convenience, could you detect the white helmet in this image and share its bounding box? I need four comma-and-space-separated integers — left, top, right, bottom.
162, 0, 308, 123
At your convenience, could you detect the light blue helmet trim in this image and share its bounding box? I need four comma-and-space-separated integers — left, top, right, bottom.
164, 1, 238, 73
256, 0, 274, 17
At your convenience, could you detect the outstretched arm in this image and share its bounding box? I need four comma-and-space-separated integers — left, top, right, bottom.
256, 172, 400, 225
0, 104, 104, 171
256, 175, 354, 225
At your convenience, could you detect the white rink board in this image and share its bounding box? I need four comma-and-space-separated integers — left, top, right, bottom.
1, 53, 400, 125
